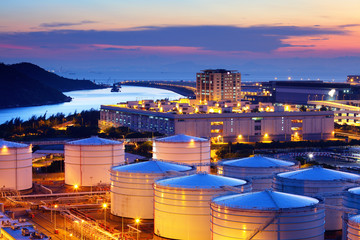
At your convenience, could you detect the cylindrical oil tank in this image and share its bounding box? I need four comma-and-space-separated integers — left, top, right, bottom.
348, 215, 360, 240
211, 190, 325, 240
65, 136, 124, 186
110, 160, 195, 219
153, 134, 211, 172
154, 172, 251, 240
274, 166, 360, 231
219, 155, 298, 191
0, 139, 32, 191
343, 187, 360, 239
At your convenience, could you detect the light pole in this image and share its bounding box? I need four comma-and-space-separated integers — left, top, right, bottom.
81, 220, 84, 240
102, 203, 108, 229
54, 204, 58, 231
135, 218, 140, 240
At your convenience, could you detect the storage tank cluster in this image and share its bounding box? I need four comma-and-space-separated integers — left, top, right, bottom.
347, 215, 360, 240
273, 166, 360, 231
210, 190, 325, 240
65, 136, 124, 186
343, 187, 360, 239
153, 134, 211, 172
153, 172, 251, 240
219, 155, 298, 191
0, 139, 32, 191
110, 160, 195, 219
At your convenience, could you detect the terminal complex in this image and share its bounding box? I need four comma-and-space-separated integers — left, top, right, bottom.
100, 69, 340, 142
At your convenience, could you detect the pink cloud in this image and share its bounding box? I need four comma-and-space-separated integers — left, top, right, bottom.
0, 44, 32, 50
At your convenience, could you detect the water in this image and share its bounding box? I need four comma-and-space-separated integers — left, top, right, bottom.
0, 86, 182, 124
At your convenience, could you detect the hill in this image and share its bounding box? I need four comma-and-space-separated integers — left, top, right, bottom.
0, 63, 71, 108
11, 62, 101, 92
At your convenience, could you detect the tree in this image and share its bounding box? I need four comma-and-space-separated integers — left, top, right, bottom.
320, 105, 328, 111
300, 105, 307, 112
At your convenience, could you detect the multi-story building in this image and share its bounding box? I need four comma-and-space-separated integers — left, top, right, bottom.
196, 69, 241, 102
99, 101, 334, 142
347, 75, 360, 84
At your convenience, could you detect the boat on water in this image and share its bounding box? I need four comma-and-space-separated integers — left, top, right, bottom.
111, 83, 121, 92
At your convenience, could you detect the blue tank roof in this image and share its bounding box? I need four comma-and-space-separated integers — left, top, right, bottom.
349, 186, 360, 195
155, 134, 208, 143
221, 155, 295, 168
0, 139, 28, 148
277, 166, 360, 181
212, 190, 319, 210
112, 160, 192, 174
156, 172, 247, 189
67, 136, 122, 145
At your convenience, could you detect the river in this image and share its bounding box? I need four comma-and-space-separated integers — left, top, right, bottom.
0, 86, 182, 124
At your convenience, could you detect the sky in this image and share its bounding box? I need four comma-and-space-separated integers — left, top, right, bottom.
1, 0, 360, 82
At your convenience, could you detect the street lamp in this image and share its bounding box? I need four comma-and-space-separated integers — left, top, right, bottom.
135, 218, 141, 240
54, 204, 58, 231
102, 203, 108, 229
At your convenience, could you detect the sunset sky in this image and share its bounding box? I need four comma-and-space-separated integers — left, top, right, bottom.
1, 0, 360, 81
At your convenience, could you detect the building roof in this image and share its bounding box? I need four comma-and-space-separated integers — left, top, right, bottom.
155, 172, 247, 189
277, 166, 360, 181
66, 136, 122, 145
200, 69, 238, 73
155, 134, 208, 143
212, 190, 319, 210
112, 160, 192, 173
0, 139, 28, 148
221, 155, 295, 168
348, 186, 360, 195
349, 214, 360, 225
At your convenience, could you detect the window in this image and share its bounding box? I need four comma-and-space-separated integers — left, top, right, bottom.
255, 126, 261, 130
211, 121, 224, 125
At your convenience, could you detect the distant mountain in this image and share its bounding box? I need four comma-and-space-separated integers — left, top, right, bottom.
0, 63, 71, 109
11, 62, 101, 92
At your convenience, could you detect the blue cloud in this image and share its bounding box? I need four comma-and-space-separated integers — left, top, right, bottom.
0, 25, 346, 53
39, 20, 96, 28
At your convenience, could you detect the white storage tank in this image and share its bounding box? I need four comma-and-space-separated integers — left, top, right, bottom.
153, 134, 211, 172
274, 166, 360, 231
65, 136, 124, 186
211, 190, 325, 240
0, 139, 32, 191
110, 160, 194, 219
343, 187, 360, 239
347, 214, 360, 240
154, 173, 251, 240
219, 155, 298, 191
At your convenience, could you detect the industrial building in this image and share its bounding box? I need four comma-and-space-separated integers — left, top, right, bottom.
64, 136, 124, 187
100, 102, 334, 142
153, 134, 211, 172
210, 190, 325, 240
0, 139, 32, 191
196, 69, 241, 101
218, 155, 298, 191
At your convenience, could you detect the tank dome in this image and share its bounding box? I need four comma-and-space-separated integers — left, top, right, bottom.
213, 190, 319, 210
155, 134, 208, 142
67, 136, 122, 145
156, 172, 247, 189
112, 160, 192, 173
277, 166, 360, 181
222, 155, 295, 168
0, 139, 28, 148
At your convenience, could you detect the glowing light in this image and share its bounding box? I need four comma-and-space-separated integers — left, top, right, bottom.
135, 218, 141, 224
308, 153, 314, 159
1, 145, 8, 154
102, 203, 108, 209
332, 131, 335, 134
74, 184, 79, 190
238, 134, 242, 139
264, 133, 269, 138
54, 204, 58, 208
328, 89, 336, 97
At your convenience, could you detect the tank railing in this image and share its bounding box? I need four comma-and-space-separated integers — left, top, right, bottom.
246, 212, 281, 240
320, 204, 359, 214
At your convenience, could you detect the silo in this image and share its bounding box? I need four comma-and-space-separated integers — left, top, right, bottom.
274, 166, 360, 230
0, 139, 32, 191
211, 190, 325, 240
154, 172, 251, 240
153, 134, 211, 172
219, 155, 298, 191
347, 214, 360, 240
65, 136, 124, 186
110, 160, 194, 219
343, 187, 360, 239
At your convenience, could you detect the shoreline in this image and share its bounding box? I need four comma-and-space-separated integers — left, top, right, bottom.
121, 82, 195, 98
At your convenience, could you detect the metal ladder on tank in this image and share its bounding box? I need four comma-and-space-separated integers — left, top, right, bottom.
245, 212, 280, 240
